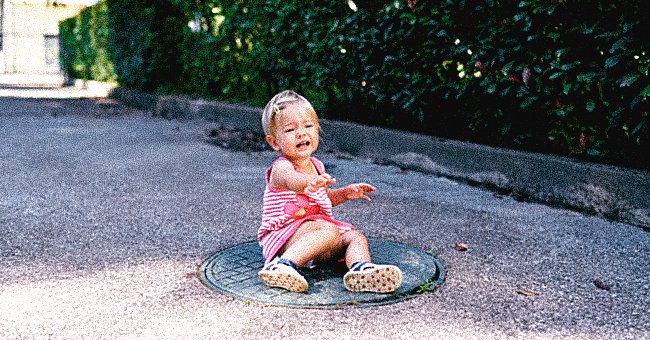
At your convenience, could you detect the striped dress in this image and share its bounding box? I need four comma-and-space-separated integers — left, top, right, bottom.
257, 156, 354, 264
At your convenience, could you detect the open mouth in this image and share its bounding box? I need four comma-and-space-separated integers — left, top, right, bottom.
296, 141, 311, 149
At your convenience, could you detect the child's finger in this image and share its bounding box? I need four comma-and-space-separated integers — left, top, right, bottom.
354, 183, 375, 194
361, 183, 377, 193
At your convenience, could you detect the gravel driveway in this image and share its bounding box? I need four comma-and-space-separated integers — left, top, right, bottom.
1, 91, 648, 339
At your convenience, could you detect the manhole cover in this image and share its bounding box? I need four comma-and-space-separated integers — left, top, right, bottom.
199, 238, 445, 308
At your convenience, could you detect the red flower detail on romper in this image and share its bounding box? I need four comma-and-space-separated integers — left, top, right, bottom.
284, 194, 319, 218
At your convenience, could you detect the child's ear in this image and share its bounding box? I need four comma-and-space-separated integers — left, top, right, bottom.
266, 135, 280, 151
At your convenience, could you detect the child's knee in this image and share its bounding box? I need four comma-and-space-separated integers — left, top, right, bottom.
344, 230, 368, 244
309, 220, 339, 235
317, 222, 342, 244
299, 220, 340, 245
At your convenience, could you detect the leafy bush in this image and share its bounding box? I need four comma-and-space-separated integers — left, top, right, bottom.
60, 0, 649, 169
59, 17, 83, 80
58, 1, 116, 82
105, 0, 188, 92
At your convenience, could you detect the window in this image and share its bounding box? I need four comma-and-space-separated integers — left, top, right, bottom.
44, 34, 58, 67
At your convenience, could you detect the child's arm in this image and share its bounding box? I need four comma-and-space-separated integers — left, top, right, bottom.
269, 159, 336, 193
327, 183, 377, 207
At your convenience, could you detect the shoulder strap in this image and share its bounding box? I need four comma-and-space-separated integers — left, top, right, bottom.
311, 157, 325, 175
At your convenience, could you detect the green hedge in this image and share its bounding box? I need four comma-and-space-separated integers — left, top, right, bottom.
105, 0, 188, 91
60, 0, 649, 169
59, 0, 116, 82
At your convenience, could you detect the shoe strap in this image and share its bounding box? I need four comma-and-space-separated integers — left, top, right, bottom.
350, 261, 374, 272
277, 258, 299, 271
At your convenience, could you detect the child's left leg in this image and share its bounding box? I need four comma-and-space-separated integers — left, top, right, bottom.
340, 230, 403, 293
340, 230, 371, 268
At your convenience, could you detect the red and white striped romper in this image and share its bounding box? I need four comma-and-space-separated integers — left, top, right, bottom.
257, 156, 354, 264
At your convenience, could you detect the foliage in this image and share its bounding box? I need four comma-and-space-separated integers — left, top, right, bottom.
58, 1, 116, 82
59, 17, 81, 79
60, 0, 649, 169
104, 0, 188, 92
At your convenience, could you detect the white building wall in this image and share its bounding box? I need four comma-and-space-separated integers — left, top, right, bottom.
1, 0, 91, 75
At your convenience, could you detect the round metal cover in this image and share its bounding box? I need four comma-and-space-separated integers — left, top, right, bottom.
198, 238, 445, 308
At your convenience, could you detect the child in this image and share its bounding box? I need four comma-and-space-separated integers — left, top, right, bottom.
257, 90, 403, 293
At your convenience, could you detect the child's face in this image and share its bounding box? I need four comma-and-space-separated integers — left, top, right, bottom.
266, 102, 319, 162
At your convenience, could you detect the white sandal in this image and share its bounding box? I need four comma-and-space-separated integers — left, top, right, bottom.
258, 258, 309, 293
343, 262, 403, 293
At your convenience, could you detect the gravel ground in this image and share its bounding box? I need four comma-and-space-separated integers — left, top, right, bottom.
1, 91, 649, 339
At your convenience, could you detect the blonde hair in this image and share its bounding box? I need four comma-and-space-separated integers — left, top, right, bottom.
262, 90, 319, 137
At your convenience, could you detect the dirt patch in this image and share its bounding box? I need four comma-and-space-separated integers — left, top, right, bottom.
204, 126, 271, 152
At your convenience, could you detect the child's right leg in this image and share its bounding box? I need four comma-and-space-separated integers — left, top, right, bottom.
277, 220, 344, 266
258, 220, 343, 293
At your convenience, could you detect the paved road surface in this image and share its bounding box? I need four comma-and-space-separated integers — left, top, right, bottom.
1, 90, 648, 339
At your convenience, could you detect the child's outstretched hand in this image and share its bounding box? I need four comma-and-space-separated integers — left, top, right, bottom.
305, 174, 336, 193
343, 183, 377, 202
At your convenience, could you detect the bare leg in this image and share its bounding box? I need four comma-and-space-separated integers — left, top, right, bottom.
279, 220, 344, 267
340, 230, 371, 268
339, 230, 403, 293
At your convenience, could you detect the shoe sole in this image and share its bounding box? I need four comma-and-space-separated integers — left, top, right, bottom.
258, 269, 309, 293
343, 265, 403, 293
